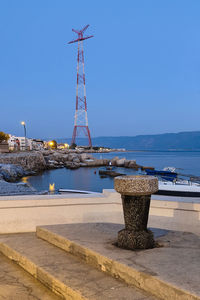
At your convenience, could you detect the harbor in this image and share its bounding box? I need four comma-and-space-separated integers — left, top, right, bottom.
0, 1, 200, 298
22, 150, 200, 194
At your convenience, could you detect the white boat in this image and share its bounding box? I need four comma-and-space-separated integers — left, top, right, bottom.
145, 166, 200, 197
157, 180, 200, 197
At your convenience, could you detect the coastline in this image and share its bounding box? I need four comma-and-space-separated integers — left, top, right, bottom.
0, 179, 37, 196
1, 149, 200, 195
0, 149, 140, 196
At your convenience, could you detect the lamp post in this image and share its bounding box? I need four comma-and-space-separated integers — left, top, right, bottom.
21, 121, 27, 151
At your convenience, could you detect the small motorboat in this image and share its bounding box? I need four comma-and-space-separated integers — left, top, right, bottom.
156, 180, 200, 197
145, 166, 200, 197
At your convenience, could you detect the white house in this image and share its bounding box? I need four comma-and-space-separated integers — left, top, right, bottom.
8, 135, 33, 151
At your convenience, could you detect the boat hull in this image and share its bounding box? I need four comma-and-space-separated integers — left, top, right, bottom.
157, 182, 200, 197
155, 189, 200, 197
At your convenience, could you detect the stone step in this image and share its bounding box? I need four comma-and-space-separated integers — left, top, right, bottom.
0, 232, 157, 300
36, 223, 200, 300
0, 252, 61, 299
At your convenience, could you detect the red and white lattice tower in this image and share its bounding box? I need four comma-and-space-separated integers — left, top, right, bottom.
68, 25, 93, 147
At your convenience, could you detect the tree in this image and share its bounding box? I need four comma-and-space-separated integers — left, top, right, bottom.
0, 132, 9, 144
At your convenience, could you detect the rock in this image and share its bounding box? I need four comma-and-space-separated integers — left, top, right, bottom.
79, 163, 87, 167
128, 161, 138, 169
0, 152, 46, 171
72, 157, 80, 163
0, 179, 36, 195
80, 153, 93, 162
16, 182, 29, 187
41, 150, 54, 156
65, 162, 80, 169
68, 153, 79, 162
103, 159, 109, 165
61, 150, 70, 154
25, 170, 36, 176
43, 156, 50, 163
61, 154, 69, 162
111, 156, 119, 166
85, 159, 106, 167
46, 153, 69, 163
45, 159, 64, 169
124, 160, 131, 168
0, 164, 25, 182
46, 152, 62, 162
70, 163, 80, 169
116, 158, 126, 167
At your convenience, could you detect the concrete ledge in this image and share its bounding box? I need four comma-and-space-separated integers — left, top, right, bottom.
105, 190, 200, 235
36, 223, 200, 300
0, 192, 123, 233
0, 190, 199, 234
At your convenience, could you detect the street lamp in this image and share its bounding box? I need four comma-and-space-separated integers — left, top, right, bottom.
21, 121, 27, 151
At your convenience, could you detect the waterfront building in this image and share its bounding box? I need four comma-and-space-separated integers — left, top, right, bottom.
8, 135, 33, 151
15, 136, 32, 151
7, 135, 20, 151
31, 139, 44, 151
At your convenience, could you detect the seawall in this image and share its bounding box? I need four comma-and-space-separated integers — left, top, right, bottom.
0, 189, 199, 235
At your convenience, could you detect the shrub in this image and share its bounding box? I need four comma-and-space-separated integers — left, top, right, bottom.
0, 132, 9, 143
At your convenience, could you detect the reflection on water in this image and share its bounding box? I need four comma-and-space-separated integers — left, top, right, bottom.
21, 176, 28, 184
22, 151, 200, 193
49, 183, 55, 193
24, 167, 137, 193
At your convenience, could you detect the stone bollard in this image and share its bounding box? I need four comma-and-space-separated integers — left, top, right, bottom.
114, 175, 158, 250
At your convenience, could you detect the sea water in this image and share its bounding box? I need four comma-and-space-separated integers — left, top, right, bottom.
23, 151, 200, 193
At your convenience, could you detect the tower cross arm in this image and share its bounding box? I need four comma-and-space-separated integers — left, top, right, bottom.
68, 35, 94, 44
81, 24, 89, 33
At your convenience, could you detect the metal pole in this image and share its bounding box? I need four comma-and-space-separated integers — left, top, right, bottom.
24, 124, 27, 151
21, 121, 27, 151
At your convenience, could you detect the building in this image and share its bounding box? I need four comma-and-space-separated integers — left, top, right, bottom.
8, 135, 32, 151
7, 135, 45, 151
31, 139, 44, 151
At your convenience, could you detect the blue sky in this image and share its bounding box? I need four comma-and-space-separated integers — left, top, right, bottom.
0, 0, 200, 140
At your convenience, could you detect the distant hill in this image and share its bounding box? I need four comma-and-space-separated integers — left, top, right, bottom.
56, 131, 200, 151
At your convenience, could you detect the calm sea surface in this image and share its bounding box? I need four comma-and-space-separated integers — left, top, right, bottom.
23, 151, 200, 193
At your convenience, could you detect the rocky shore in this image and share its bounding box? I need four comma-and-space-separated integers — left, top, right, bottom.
0, 179, 37, 196
0, 150, 141, 195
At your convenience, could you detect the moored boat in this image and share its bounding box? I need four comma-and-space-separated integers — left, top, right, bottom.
145, 168, 177, 181
145, 167, 200, 197
156, 181, 200, 197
